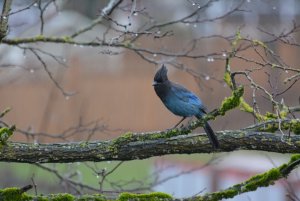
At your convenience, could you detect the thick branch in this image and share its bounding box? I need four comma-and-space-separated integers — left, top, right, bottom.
1, 130, 300, 163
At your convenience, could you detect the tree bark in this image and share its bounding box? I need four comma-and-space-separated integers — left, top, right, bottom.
0, 130, 299, 163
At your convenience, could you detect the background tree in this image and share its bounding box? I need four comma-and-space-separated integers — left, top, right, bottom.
0, 0, 300, 200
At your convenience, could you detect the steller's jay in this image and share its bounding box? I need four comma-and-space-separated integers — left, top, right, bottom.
152, 65, 219, 149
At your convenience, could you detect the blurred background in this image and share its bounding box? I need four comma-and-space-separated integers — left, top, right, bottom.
0, 0, 300, 200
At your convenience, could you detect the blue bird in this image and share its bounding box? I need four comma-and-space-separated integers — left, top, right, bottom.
152, 65, 219, 149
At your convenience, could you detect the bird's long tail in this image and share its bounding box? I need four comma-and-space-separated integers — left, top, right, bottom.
203, 121, 220, 149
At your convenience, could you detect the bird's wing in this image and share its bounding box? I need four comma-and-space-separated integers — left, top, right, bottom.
170, 82, 206, 110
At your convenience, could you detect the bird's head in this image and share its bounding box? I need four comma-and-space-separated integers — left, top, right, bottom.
152, 64, 168, 86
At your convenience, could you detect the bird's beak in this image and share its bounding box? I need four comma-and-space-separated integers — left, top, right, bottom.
152, 81, 158, 86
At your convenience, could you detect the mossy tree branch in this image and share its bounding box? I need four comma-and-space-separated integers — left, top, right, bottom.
1, 155, 300, 201
1, 129, 300, 163
192, 154, 300, 201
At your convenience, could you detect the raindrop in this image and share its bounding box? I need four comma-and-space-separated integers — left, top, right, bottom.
192, 2, 196, 6
272, 6, 276, 10
30, 69, 35, 73
222, 52, 227, 57
197, 5, 201, 8
247, 0, 251, 2
62, 58, 67, 63
2, 16, 7, 19
135, 33, 138, 37
33, 3, 38, 6
153, 53, 157, 57
205, 76, 210, 81
156, 31, 161, 34
79, 45, 84, 48
285, 70, 289, 73
73, 44, 77, 47
185, 23, 190, 26
207, 57, 214, 62
65, 96, 70, 100
193, 24, 197, 28
96, 175, 99, 179
133, 12, 138, 16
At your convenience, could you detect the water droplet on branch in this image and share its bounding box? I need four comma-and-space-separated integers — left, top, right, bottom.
207, 57, 214, 62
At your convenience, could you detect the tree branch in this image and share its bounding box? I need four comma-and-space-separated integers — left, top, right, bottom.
1, 129, 300, 163
71, 0, 123, 38
1, 155, 300, 201
0, 0, 12, 41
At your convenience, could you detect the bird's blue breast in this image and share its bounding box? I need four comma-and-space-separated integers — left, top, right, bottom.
163, 82, 205, 117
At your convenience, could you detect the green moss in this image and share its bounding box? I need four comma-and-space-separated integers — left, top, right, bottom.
35, 35, 45, 40
219, 86, 244, 115
49, 193, 75, 201
258, 124, 278, 133
209, 188, 237, 200
123, 40, 133, 48
243, 168, 281, 191
0, 125, 15, 145
291, 120, 300, 134
62, 36, 73, 43
113, 132, 134, 144
265, 112, 277, 119
231, 29, 242, 48
239, 98, 253, 113
119, 192, 172, 201
79, 141, 89, 148
35, 196, 48, 201
289, 154, 300, 163
77, 194, 106, 201
0, 187, 32, 201
252, 39, 267, 48
224, 71, 233, 89
108, 132, 134, 154
258, 119, 300, 134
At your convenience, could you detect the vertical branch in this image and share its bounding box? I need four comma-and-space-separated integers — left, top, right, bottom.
0, 0, 12, 41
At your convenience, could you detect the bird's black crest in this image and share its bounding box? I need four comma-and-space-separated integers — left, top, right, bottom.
154, 65, 168, 83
